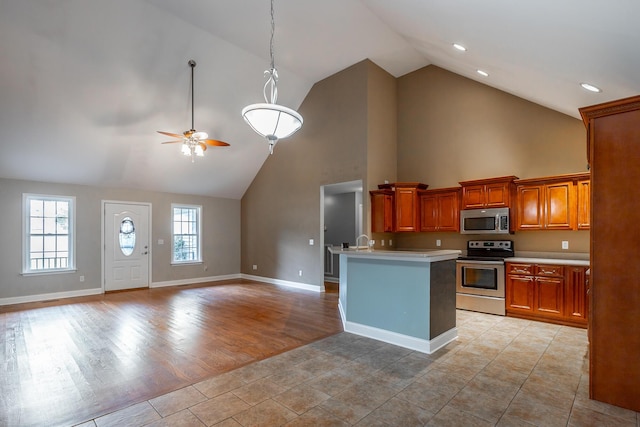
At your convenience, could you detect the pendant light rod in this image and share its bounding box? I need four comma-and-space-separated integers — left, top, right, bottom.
189, 59, 196, 131
269, 0, 275, 71
241, 0, 303, 154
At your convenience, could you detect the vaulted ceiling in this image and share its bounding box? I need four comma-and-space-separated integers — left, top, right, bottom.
1, 1, 637, 199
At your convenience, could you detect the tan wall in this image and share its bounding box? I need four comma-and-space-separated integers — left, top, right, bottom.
241, 61, 372, 285
366, 63, 398, 193
366, 62, 398, 238
393, 65, 589, 253
0, 178, 240, 300
397, 66, 588, 186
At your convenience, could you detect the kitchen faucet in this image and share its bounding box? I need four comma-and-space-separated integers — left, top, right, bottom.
355, 234, 373, 251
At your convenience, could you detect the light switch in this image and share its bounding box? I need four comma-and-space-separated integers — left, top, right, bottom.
562, 241, 569, 250
309, 239, 314, 245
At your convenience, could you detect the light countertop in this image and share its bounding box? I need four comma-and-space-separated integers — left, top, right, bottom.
506, 257, 589, 267
329, 247, 461, 263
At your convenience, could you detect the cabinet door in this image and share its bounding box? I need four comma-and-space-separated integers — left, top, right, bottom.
577, 179, 590, 230
419, 194, 438, 232
545, 181, 574, 230
565, 266, 588, 324
383, 195, 394, 232
486, 182, 510, 207
516, 185, 544, 230
461, 185, 485, 209
535, 277, 564, 318
438, 192, 460, 231
395, 188, 419, 232
506, 275, 534, 312
370, 191, 394, 233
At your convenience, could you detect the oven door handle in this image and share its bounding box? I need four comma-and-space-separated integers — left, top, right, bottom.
456, 260, 505, 266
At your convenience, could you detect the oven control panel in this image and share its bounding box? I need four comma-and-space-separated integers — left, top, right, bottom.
468, 240, 512, 250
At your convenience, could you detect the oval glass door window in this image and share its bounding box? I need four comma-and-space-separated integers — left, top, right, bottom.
119, 217, 136, 256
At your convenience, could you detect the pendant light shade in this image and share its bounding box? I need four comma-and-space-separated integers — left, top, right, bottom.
242, 102, 303, 140
242, 0, 302, 154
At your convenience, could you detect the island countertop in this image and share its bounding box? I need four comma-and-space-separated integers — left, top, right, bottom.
329, 247, 461, 263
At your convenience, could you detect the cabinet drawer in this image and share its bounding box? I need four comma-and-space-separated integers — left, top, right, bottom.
535, 264, 565, 277
507, 263, 533, 275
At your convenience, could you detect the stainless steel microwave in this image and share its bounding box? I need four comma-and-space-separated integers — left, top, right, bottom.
460, 207, 510, 234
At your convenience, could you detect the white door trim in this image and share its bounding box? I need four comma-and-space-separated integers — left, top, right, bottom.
101, 200, 152, 292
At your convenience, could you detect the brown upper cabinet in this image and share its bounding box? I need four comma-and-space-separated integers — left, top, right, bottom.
370, 182, 427, 233
577, 179, 590, 230
418, 187, 461, 232
370, 189, 394, 233
394, 182, 428, 232
459, 176, 518, 209
514, 173, 590, 231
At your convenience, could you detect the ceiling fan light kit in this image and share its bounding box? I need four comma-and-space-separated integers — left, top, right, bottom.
242, 0, 303, 155
158, 60, 229, 163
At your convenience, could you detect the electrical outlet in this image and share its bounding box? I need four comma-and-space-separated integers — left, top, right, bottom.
436, 239, 441, 247
204, 265, 208, 271
157, 239, 164, 245
298, 269, 303, 277
389, 239, 393, 246
252, 264, 257, 270
562, 241, 569, 250
79, 275, 85, 282
381, 240, 385, 247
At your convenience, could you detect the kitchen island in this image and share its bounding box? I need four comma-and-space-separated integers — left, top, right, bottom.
332, 248, 461, 354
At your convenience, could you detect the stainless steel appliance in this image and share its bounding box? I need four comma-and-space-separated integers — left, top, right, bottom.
456, 240, 514, 315
460, 207, 510, 234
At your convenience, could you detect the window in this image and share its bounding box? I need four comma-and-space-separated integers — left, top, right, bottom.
171, 204, 202, 264
23, 194, 75, 274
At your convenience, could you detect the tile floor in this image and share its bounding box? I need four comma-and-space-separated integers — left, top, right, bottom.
75, 310, 639, 426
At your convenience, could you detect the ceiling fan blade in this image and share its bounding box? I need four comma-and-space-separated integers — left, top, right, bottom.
204, 139, 230, 147
160, 140, 182, 144
157, 131, 185, 139
199, 142, 208, 152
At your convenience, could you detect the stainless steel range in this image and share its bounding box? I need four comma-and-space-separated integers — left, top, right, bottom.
456, 240, 514, 316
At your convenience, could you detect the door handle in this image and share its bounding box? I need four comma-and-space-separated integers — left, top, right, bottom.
142, 251, 148, 255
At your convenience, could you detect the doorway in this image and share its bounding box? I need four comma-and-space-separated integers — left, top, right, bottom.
103, 201, 151, 291
320, 180, 363, 288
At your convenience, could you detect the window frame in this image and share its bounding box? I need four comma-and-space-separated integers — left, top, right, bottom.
171, 203, 203, 265
23, 193, 76, 275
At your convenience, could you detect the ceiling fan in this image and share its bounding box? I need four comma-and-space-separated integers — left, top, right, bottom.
158, 60, 230, 162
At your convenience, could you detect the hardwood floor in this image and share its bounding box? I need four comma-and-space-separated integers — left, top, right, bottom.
0, 279, 343, 427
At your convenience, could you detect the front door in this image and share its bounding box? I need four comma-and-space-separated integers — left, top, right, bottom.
104, 202, 150, 291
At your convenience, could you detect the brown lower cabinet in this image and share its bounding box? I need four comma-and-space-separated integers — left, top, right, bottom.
506, 262, 588, 328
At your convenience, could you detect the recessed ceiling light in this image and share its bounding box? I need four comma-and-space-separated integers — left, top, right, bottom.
580, 83, 602, 93
453, 43, 467, 52
476, 69, 489, 77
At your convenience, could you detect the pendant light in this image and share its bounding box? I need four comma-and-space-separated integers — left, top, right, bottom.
241, 0, 303, 154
